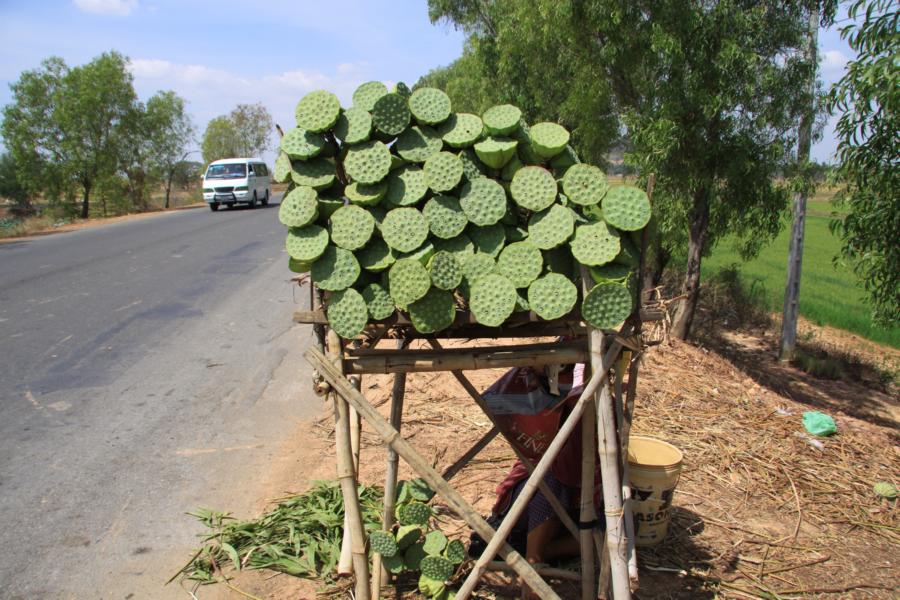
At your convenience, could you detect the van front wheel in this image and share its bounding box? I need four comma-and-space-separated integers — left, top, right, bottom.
248, 192, 257, 209
209, 203, 219, 212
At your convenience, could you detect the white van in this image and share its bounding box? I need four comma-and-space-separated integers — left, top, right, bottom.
202, 158, 271, 211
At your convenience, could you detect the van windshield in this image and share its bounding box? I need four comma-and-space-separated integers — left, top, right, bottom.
206, 163, 247, 179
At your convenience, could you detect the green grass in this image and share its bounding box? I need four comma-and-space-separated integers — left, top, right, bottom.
701, 188, 900, 349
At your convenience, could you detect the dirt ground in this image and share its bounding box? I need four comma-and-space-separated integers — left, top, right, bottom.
184, 311, 898, 599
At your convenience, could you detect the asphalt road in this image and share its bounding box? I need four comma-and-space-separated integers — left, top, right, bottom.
0, 197, 321, 599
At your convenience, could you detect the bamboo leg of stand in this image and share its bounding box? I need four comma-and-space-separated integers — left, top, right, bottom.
307, 347, 560, 600
442, 427, 499, 482
580, 397, 597, 600
345, 376, 362, 582
622, 353, 641, 589
350, 376, 362, 473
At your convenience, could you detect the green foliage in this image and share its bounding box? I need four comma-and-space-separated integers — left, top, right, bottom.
0, 152, 32, 215
202, 103, 273, 163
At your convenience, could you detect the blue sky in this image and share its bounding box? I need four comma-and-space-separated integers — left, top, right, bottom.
0, 0, 854, 164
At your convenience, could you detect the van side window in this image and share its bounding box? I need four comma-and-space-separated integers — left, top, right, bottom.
248, 164, 255, 175
259, 164, 268, 176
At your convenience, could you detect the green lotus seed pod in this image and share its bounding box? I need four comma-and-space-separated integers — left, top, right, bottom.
291, 158, 335, 190
589, 263, 633, 284
388, 258, 431, 306
873, 481, 898, 499
514, 289, 531, 312
357, 238, 396, 272
317, 194, 343, 220
582, 282, 633, 329
396, 525, 422, 549
601, 185, 651, 231
373, 92, 411, 136
394, 81, 412, 98
369, 530, 399, 558
497, 241, 543, 288
395, 480, 411, 504
423, 195, 468, 239
482, 104, 523, 135
396, 125, 444, 163
424, 151, 464, 193
295, 90, 340, 133
469, 223, 506, 257
423, 530, 448, 556
562, 163, 609, 206
438, 113, 484, 148
409, 87, 452, 125
330, 205, 374, 250
510, 166, 558, 211
383, 165, 429, 207
550, 144, 580, 173
273, 151, 293, 183
389, 154, 407, 172
528, 273, 578, 320
474, 136, 518, 169
409, 288, 455, 334
382, 207, 429, 253
281, 127, 326, 160
613, 235, 640, 268
469, 273, 517, 326
529, 122, 570, 158
420, 555, 455, 582
345, 180, 387, 206
361, 282, 394, 320
458, 148, 489, 181
400, 240, 435, 266
433, 233, 475, 260
461, 252, 496, 283
288, 257, 311, 273
397, 500, 432, 526
518, 140, 544, 165
333, 107, 372, 145
326, 288, 368, 339
543, 246, 576, 277
444, 539, 466, 565
570, 221, 621, 266
311, 245, 360, 291
344, 141, 391, 184
528, 204, 574, 249
459, 178, 507, 226
279, 186, 319, 228
382, 553, 406, 574
505, 225, 529, 243
285, 224, 329, 262
419, 574, 446, 598
407, 478, 435, 501
352, 81, 388, 111
427, 251, 463, 290
501, 154, 523, 181
404, 541, 428, 570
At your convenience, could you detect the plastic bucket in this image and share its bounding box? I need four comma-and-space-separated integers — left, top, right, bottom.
627, 436, 684, 547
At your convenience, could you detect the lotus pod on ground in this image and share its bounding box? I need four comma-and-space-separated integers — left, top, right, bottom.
352, 81, 388, 111
461, 253, 496, 283
528, 273, 578, 320
409, 288, 455, 334
291, 158, 335, 190
432, 233, 475, 260
444, 539, 466, 565
501, 154, 523, 181
395, 479, 411, 504
397, 500, 432, 526
423, 195, 468, 239
273, 152, 292, 183
317, 194, 344, 220
427, 251, 463, 290
562, 163, 609, 206
333, 106, 372, 145
582, 282, 633, 329
528, 203, 574, 249
422, 530, 448, 556
325, 288, 367, 339
404, 541, 428, 570
589, 263, 633, 284
497, 241, 543, 288
361, 282, 395, 320
529, 122, 570, 158
458, 148, 488, 181
373, 92, 411, 136
510, 166, 557, 211
602, 185, 651, 231
345, 180, 387, 206
288, 257, 311, 273
369, 530, 399, 558
285, 225, 329, 262
388, 258, 431, 306
344, 140, 391, 184
295, 90, 341, 132
469, 223, 506, 257
330, 205, 375, 251
420, 555, 455, 582
408, 478, 435, 501
279, 186, 318, 227
473, 136, 518, 169
482, 104, 522, 135
394, 81, 412, 98
382, 553, 406, 574
419, 574, 446, 598
424, 151, 464, 193
381, 207, 428, 253
311, 246, 360, 291
873, 481, 898, 499
459, 178, 507, 226
384, 165, 428, 207
396, 525, 422, 549
469, 273, 517, 326
438, 113, 484, 148
396, 126, 444, 163
570, 221, 621, 266
281, 127, 326, 160
409, 87, 452, 125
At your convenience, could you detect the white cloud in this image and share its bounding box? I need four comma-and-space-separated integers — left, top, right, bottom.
73, 0, 138, 16
820, 49, 849, 83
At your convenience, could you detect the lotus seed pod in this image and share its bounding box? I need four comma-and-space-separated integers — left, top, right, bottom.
381, 207, 429, 253
497, 241, 543, 288
873, 481, 898, 499
562, 163, 609, 206
501, 154, 523, 181
505, 225, 529, 243
510, 166, 558, 211
423, 195, 467, 239
424, 151, 464, 193
613, 235, 640, 268
400, 241, 435, 266
518, 140, 544, 165
281, 127, 326, 160
459, 177, 507, 226
601, 185, 651, 231
389, 154, 407, 171
382, 554, 406, 574
423, 530, 448, 556
344, 140, 392, 184
330, 205, 375, 251
294, 90, 341, 132
291, 158, 336, 190
528, 203, 574, 249
418, 574, 446, 598
404, 541, 428, 570
288, 257, 311, 273
409, 288, 455, 334
369, 530, 399, 558
311, 245, 360, 291
357, 238, 396, 272
396, 525, 422, 549
326, 288, 368, 339
408, 478, 435, 501
458, 148, 489, 181
360, 282, 394, 320
395, 125, 444, 164
473, 136, 518, 169
438, 113, 484, 148
427, 251, 463, 290
482, 104, 523, 135
589, 263, 633, 284
469, 273, 517, 326
570, 221, 621, 266
432, 233, 475, 260
333, 107, 372, 144
285, 224, 329, 262
383, 165, 428, 207
395, 480, 411, 504
397, 500, 432, 526
461, 253, 496, 283
352, 81, 388, 111
543, 246, 576, 277
394, 81, 412, 98
514, 289, 531, 312
279, 186, 319, 227
528, 273, 578, 320
444, 539, 466, 565
273, 151, 293, 183
582, 282, 633, 329
409, 87, 452, 125
529, 122, 571, 158
345, 180, 387, 206
373, 92, 412, 136
469, 223, 506, 257
419, 555, 455, 582
317, 194, 343, 220
388, 258, 431, 306
550, 144, 581, 174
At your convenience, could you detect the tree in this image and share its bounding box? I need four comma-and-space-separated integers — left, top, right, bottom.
0, 152, 32, 216
201, 103, 273, 164
828, 0, 899, 325
201, 116, 239, 164
145, 91, 196, 208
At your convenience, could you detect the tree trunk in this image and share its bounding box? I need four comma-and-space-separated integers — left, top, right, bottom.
671, 187, 710, 339
80, 181, 91, 219
164, 172, 173, 209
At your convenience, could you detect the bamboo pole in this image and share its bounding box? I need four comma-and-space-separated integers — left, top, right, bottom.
486, 562, 581, 582
621, 352, 641, 589
441, 427, 500, 482
306, 346, 560, 600
342, 376, 362, 580
580, 397, 597, 600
